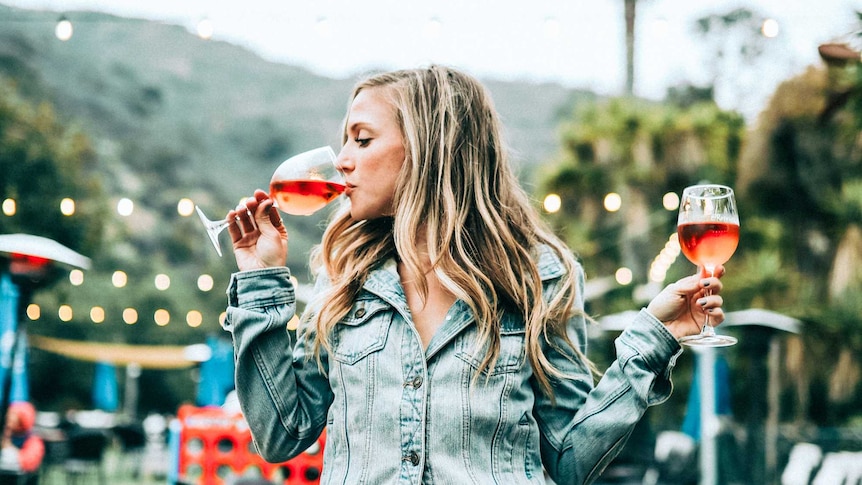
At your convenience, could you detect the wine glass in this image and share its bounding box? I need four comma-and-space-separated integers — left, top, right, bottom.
676, 184, 740, 347
195, 146, 344, 256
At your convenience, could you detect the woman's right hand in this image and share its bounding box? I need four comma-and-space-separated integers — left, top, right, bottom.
227, 189, 288, 271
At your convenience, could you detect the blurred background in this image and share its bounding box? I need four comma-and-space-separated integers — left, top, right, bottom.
0, 0, 860, 484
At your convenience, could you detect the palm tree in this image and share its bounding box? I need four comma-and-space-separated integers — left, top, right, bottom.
624, 0, 637, 96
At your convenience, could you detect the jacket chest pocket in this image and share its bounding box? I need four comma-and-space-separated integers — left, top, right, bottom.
455, 313, 527, 376
330, 299, 391, 365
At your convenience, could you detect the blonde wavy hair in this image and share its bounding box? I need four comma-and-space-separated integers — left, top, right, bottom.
309, 65, 589, 397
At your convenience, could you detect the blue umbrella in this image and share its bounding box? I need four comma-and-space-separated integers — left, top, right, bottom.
682, 353, 732, 441
195, 335, 235, 407
92, 361, 119, 412
0, 273, 20, 406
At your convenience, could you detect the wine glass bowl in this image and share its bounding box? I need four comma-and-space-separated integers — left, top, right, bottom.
677, 184, 739, 347
195, 146, 343, 257
269, 146, 344, 216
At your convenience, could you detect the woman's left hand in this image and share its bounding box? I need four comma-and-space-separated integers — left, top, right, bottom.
646, 266, 725, 340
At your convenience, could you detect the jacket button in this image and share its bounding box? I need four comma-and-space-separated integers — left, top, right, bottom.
354, 308, 366, 318
411, 376, 423, 388
402, 451, 420, 466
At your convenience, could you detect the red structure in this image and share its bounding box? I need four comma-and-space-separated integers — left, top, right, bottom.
176, 404, 325, 485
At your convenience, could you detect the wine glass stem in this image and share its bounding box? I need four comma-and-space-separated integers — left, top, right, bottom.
701, 266, 715, 336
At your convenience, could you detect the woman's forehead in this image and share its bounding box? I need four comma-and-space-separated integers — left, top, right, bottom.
346, 88, 397, 128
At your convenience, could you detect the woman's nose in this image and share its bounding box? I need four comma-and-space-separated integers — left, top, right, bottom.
335, 147, 352, 173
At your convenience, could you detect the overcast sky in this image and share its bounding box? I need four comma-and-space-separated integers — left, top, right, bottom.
5, 0, 862, 119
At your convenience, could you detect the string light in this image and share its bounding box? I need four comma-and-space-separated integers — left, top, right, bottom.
761, 18, 779, 38
58, 305, 73, 322
55, 16, 73, 41
117, 198, 134, 216
662, 192, 680, 211
123, 308, 138, 325
615, 267, 633, 285
543, 193, 562, 213
26, 304, 40, 320
90, 306, 105, 323
1, 199, 15, 216
154, 309, 170, 326
603, 193, 622, 212
154, 274, 171, 291
112, 271, 128, 288
196, 18, 214, 40
69, 269, 84, 286
186, 311, 203, 328
60, 198, 75, 216
197, 274, 214, 292
177, 198, 195, 216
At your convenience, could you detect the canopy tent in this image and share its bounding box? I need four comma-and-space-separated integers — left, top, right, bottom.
29, 335, 209, 369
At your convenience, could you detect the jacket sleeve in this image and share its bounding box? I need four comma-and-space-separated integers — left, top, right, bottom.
535, 264, 683, 485
223, 267, 332, 463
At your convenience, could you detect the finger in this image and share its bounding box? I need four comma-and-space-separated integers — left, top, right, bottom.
238, 199, 258, 234
706, 307, 725, 325
701, 275, 723, 293
253, 188, 269, 202
700, 294, 724, 309
265, 201, 283, 228
226, 209, 243, 242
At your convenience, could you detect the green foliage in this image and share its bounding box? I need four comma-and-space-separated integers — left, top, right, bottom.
0, 79, 106, 255
541, 96, 745, 315
0, 5, 593, 414
539, 19, 862, 429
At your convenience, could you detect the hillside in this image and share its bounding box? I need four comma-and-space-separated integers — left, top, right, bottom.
0, 4, 599, 412
0, 3, 599, 274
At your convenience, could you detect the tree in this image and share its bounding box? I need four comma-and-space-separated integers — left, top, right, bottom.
0, 78, 106, 269
624, 0, 638, 96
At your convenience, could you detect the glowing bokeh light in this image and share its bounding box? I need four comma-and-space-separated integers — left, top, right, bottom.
197, 18, 214, 39
197, 274, 214, 292
2, 199, 15, 216
69, 269, 84, 286
186, 310, 203, 328
112, 271, 128, 288
58, 305, 73, 322
60, 198, 76, 216
123, 308, 138, 324
761, 18, 779, 38
117, 198, 134, 216
155, 274, 171, 291
26, 304, 40, 320
543, 193, 562, 213
604, 193, 622, 212
615, 267, 633, 285
177, 198, 195, 216
663, 192, 680, 211
90, 306, 105, 323
154, 309, 170, 326
55, 18, 73, 41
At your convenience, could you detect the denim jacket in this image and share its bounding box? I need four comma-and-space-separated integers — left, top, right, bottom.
223, 245, 683, 485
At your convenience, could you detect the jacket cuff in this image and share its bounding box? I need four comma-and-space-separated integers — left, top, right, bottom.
617, 309, 682, 376
226, 267, 294, 309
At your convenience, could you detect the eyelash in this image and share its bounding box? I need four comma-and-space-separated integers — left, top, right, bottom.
355, 137, 370, 147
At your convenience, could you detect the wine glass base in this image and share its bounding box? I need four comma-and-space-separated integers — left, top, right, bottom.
678, 334, 738, 348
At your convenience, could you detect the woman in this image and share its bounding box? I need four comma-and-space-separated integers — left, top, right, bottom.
223, 65, 725, 484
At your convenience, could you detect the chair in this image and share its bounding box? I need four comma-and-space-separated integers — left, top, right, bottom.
113, 422, 147, 479
63, 429, 108, 485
